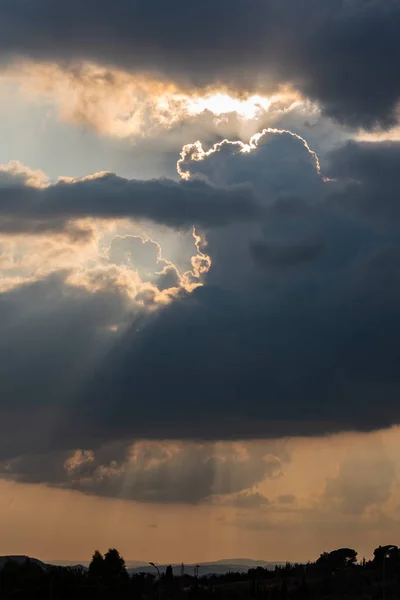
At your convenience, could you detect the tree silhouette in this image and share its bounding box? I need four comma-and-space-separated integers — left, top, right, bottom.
280, 578, 288, 600
317, 548, 357, 571
88, 550, 104, 580
373, 545, 399, 565
103, 548, 128, 584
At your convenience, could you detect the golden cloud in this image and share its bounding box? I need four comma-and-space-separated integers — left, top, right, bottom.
1, 60, 301, 138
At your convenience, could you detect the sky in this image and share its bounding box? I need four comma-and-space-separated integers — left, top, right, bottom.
1, 0, 400, 565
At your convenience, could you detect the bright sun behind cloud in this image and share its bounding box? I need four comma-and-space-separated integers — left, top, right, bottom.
0, 60, 301, 138
185, 93, 274, 119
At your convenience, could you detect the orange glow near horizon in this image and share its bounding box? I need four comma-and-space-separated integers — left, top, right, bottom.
1, 427, 400, 564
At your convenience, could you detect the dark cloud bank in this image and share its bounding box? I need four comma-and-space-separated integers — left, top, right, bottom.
1, 0, 400, 128
1, 134, 400, 458
0, 171, 260, 236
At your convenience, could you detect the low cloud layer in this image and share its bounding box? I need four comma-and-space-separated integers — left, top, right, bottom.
0, 440, 285, 505
1, 0, 400, 128
0, 162, 260, 236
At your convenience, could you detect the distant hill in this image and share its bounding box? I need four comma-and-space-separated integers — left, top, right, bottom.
0, 556, 49, 570
129, 560, 284, 576
0, 556, 86, 572
201, 559, 281, 567
0, 556, 284, 576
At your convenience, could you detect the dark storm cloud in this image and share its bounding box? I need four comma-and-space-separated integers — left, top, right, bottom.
0, 171, 261, 233
70, 139, 400, 440
79, 247, 400, 441
1, 137, 400, 473
1, 0, 400, 127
